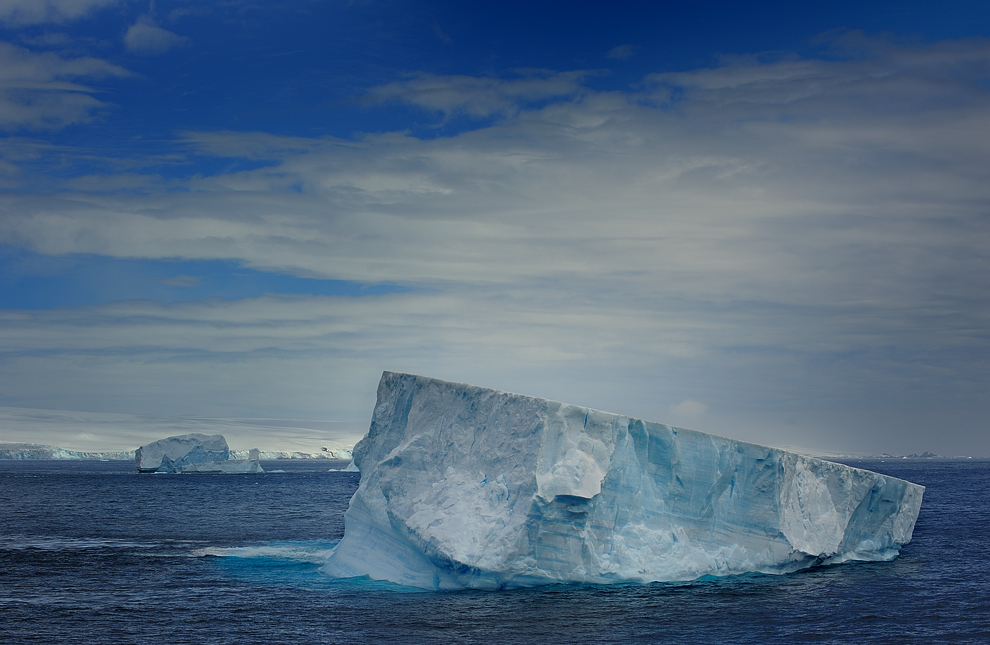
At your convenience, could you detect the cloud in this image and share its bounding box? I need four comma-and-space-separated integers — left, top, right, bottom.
0, 35, 987, 455
63, 172, 165, 192
365, 70, 591, 118
160, 275, 200, 287
0, 41, 131, 130
432, 23, 453, 45
645, 34, 990, 111
670, 399, 707, 421
0, 285, 983, 455
0, 405, 368, 453
0, 292, 625, 419
0, 0, 119, 25
124, 16, 190, 55
606, 44, 635, 60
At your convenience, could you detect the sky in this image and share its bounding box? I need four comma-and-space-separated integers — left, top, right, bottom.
0, 0, 987, 456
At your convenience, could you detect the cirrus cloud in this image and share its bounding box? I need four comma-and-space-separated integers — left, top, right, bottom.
365, 69, 593, 118
0, 0, 119, 26
0, 41, 131, 129
123, 15, 190, 55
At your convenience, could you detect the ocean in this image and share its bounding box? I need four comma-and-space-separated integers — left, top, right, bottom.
1, 458, 986, 644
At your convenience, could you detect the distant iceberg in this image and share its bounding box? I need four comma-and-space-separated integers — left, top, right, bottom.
135, 434, 262, 474
323, 372, 925, 590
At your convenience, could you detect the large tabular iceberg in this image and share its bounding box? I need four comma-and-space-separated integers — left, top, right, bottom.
324, 372, 924, 590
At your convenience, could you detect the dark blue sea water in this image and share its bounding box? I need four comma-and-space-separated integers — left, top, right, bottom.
1, 459, 987, 644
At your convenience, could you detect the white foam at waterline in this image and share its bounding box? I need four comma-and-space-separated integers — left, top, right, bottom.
192, 542, 339, 564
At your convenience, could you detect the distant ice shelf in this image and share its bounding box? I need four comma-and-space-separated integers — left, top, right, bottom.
229, 448, 354, 460
0, 443, 135, 460
0, 443, 352, 462
323, 372, 925, 590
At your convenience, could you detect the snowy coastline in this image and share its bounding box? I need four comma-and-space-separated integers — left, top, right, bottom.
0, 442, 352, 461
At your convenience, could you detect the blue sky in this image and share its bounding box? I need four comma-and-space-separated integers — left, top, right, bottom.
0, 0, 987, 455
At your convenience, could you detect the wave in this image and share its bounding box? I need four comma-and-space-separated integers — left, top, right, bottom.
0, 535, 338, 566
0, 535, 199, 552
190, 541, 338, 564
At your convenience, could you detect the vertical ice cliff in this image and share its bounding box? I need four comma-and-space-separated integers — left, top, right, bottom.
324, 373, 924, 590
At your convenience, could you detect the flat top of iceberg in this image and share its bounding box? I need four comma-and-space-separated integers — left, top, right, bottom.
369, 373, 919, 483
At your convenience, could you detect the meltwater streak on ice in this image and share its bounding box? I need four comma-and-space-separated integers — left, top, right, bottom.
324, 372, 925, 590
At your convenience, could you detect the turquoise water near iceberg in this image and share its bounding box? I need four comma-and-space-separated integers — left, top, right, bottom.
0, 459, 986, 644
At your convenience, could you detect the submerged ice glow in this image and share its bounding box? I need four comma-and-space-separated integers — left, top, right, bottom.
324, 373, 924, 590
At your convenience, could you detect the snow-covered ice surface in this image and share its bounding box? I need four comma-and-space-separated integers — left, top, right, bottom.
323, 372, 925, 590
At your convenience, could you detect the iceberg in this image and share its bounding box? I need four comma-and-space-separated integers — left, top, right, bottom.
135, 433, 229, 472
135, 434, 263, 473
324, 372, 925, 590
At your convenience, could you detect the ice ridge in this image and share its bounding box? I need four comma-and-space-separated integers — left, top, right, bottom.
323, 372, 925, 590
